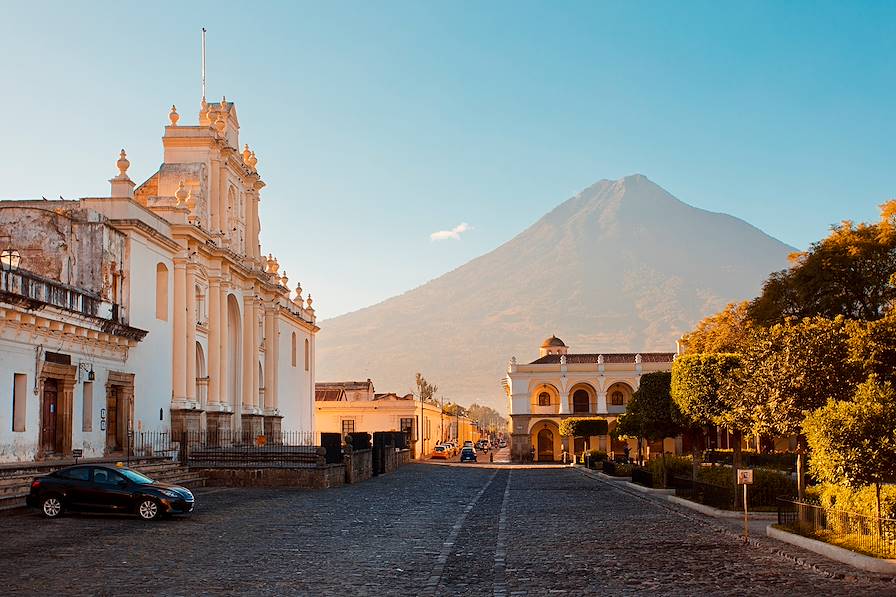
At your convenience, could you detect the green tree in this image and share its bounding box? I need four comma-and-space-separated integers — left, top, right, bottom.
559, 417, 609, 459
738, 316, 863, 498
849, 313, 896, 384
620, 372, 681, 486
671, 353, 747, 485
749, 201, 896, 325
804, 378, 896, 520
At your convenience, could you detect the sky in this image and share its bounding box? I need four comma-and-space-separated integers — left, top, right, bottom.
0, 1, 893, 319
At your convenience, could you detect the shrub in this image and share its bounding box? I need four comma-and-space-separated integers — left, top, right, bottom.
647, 455, 693, 482
704, 449, 796, 471
559, 417, 609, 438
588, 449, 608, 462
814, 483, 896, 519
696, 465, 796, 508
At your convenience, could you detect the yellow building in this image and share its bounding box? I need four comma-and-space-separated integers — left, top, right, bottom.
315, 382, 476, 458
503, 336, 678, 463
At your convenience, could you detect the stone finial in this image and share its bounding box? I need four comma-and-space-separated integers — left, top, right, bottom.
199, 97, 210, 125
265, 253, 275, 273
294, 281, 303, 302
243, 144, 251, 163
169, 105, 179, 126
214, 109, 227, 133
279, 270, 289, 287
116, 149, 130, 176
175, 180, 190, 207
597, 354, 604, 364
248, 151, 258, 169
560, 355, 567, 365
270, 255, 280, 274
635, 353, 642, 364
305, 294, 314, 313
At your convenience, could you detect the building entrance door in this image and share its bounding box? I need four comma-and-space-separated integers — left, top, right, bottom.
106, 386, 123, 452
41, 379, 59, 454
537, 428, 554, 461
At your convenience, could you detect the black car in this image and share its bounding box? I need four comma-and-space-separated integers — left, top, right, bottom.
26, 464, 194, 520
460, 447, 477, 462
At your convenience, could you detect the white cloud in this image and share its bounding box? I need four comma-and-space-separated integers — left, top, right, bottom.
430, 222, 472, 241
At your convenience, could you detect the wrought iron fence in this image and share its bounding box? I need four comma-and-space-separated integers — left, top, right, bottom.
670, 476, 735, 509
777, 498, 896, 558
631, 467, 654, 488
132, 430, 323, 467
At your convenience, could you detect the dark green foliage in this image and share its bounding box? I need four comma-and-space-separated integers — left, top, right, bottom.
558, 417, 609, 438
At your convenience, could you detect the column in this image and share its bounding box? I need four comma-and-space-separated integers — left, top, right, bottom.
209, 157, 220, 234
251, 299, 260, 409
272, 315, 280, 410
219, 282, 230, 411
241, 292, 256, 412
263, 306, 275, 411
597, 391, 607, 414
207, 276, 221, 406
185, 264, 197, 403
172, 259, 187, 403
559, 390, 570, 414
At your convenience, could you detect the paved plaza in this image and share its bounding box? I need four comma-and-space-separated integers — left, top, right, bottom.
0, 465, 893, 596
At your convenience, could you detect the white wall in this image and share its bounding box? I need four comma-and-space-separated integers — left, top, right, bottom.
276, 316, 315, 434
124, 233, 174, 434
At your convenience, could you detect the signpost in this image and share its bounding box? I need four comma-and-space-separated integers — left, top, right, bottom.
737, 468, 753, 542
72, 448, 83, 463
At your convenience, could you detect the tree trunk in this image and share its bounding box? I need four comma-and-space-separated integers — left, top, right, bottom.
796, 434, 808, 501
637, 437, 643, 466
732, 429, 743, 510
661, 450, 668, 488
876, 482, 883, 537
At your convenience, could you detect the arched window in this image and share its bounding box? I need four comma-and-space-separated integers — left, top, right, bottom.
155, 263, 168, 321
304, 338, 310, 371
611, 391, 624, 406
573, 389, 590, 413
291, 332, 297, 367
538, 392, 551, 406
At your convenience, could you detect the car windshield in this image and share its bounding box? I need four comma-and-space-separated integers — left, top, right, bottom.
461, 448, 474, 453
118, 468, 154, 485
434, 446, 445, 451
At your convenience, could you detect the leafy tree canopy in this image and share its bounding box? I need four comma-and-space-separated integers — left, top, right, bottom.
739, 316, 862, 437
618, 372, 682, 442
559, 417, 608, 438
671, 353, 748, 432
804, 377, 896, 489
415, 372, 438, 404
749, 201, 896, 325
679, 302, 753, 354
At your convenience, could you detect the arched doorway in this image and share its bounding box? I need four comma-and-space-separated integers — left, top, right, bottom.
195, 342, 207, 406
537, 428, 555, 461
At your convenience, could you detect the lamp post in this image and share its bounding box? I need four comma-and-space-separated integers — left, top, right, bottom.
0, 236, 22, 290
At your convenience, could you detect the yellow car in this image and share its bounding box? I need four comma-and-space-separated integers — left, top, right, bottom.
430, 445, 451, 459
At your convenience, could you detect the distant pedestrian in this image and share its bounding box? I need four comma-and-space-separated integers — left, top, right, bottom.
529, 446, 535, 463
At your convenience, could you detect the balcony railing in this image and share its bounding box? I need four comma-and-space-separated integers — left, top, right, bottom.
0, 268, 101, 317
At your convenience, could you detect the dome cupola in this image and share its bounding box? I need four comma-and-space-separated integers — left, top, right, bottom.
539, 334, 568, 357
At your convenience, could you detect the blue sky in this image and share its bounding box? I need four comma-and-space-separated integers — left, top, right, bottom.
0, 1, 893, 318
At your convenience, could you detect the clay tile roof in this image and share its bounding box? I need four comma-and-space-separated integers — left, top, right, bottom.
528, 353, 675, 365
373, 393, 415, 401
316, 380, 373, 392
315, 388, 346, 402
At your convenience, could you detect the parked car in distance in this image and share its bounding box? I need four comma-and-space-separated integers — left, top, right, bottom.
442, 442, 457, 456
430, 445, 451, 460
498, 440, 507, 448
26, 464, 195, 520
460, 447, 477, 463
463, 440, 474, 448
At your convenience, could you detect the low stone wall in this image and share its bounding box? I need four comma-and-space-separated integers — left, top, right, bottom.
196, 465, 345, 489
344, 449, 373, 484
397, 449, 412, 467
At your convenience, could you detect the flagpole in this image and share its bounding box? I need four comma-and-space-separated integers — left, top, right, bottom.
201, 27, 207, 100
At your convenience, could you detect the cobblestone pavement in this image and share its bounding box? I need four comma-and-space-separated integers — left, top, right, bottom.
0, 465, 893, 596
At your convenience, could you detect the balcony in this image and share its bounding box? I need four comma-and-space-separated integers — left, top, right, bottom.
0, 268, 147, 341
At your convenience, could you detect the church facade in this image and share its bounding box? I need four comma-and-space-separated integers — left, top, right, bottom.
0, 97, 318, 463
503, 336, 677, 463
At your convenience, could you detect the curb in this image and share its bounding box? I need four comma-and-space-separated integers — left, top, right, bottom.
666, 494, 777, 520
767, 525, 896, 575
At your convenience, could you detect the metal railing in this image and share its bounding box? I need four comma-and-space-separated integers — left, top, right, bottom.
0, 268, 102, 317
134, 430, 323, 468
631, 467, 654, 487
670, 476, 735, 509
777, 498, 896, 558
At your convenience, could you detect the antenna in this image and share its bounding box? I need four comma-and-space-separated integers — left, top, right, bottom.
201, 27, 207, 99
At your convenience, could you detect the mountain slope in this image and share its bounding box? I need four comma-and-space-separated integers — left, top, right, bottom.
316, 175, 794, 412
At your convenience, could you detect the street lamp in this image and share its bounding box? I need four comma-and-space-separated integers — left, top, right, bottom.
0, 237, 21, 273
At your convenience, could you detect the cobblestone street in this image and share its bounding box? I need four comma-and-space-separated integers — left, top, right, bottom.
0, 465, 893, 596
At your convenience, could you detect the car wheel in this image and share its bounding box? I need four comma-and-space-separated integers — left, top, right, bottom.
40, 495, 64, 518
137, 498, 161, 521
